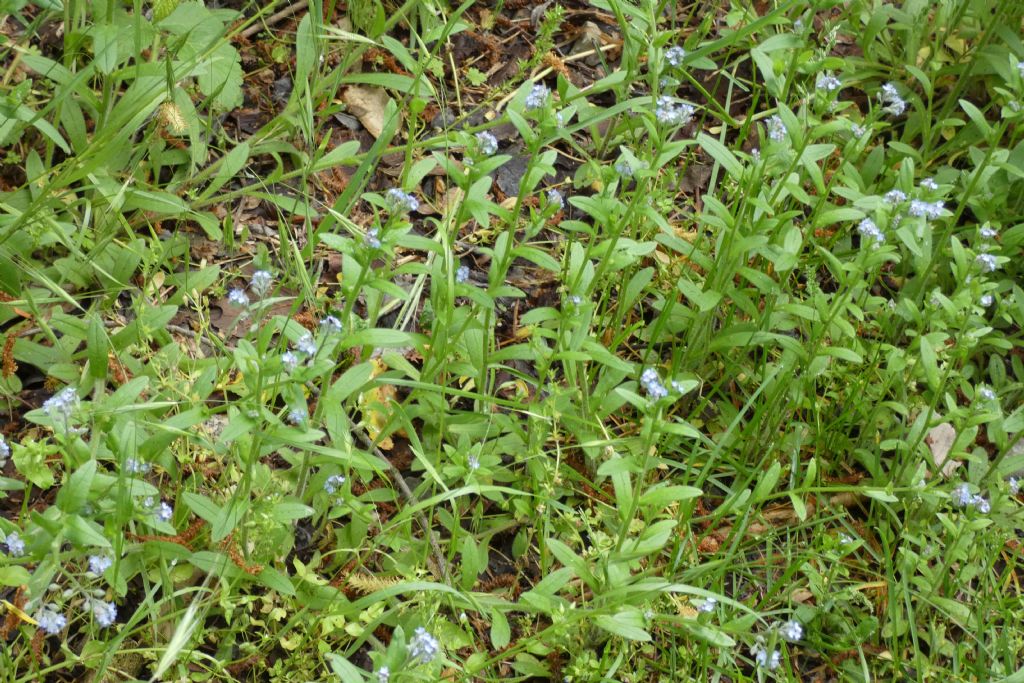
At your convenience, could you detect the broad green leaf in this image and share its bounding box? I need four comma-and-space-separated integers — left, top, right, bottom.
595, 609, 651, 642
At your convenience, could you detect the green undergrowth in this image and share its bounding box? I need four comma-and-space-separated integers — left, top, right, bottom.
0, 0, 1023, 681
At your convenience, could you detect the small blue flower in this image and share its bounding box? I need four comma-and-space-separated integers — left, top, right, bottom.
654, 96, 695, 126
640, 368, 669, 400
697, 597, 717, 613
766, 115, 787, 142
971, 495, 991, 514
665, 46, 686, 67
780, 619, 803, 642
752, 641, 781, 670
978, 386, 997, 402
35, 605, 66, 635
282, 351, 299, 373
43, 387, 78, 425
124, 458, 151, 475
296, 334, 318, 357
155, 501, 173, 523
884, 189, 906, 204
456, 265, 470, 284
376, 667, 390, 683
614, 160, 633, 177
979, 226, 998, 239
250, 270, 273, 298
1009, 477, 1020, 495
324, 474, 346, 495
952, 483, 973, 508
919, 177, 938, 191
88, 555, 113, 575
0, 435, 9, 460
320, 316, 343, 334
4, 530, 25, 556
467, 456, 480, 471
287, 409, 307, 426
1018, 60, 1024, 78
975, 253, 999, 273
815, 72, 841, 92
386, 189, 419, 214
850, 123, 867, 137
92, 599, 117, 627
908, 200, 944, 219
227, 288, 250, 307
525, 83, 550, 110
980, 294, 994, 307
546, 188, 564, 209
365, 227, 382, 248
857, 218, 885, 246
879, 82, 907, 116
475, 131, 498, 156
409, 626, 440, 664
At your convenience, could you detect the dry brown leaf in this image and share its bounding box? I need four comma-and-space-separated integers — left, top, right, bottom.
925, 422, 960, 479
341, 85, 392, 138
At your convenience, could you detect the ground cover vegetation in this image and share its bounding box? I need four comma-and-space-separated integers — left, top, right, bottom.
0, 0, 1022, 680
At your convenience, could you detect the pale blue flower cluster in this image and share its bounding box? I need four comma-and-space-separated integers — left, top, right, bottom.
857, 218, 885, 246
884, 189, 907, 204
816, 72, 841, 92
980, 294, 994, 307
467, 455, 480, 471
227, 288, 250, 307
908, 199, 944, 219
365, 227, 382, 248
919, 177, 938, 191
89, 554, 113, 575
978, 386, 997, 402
92, 599, 117, 627
376, 666, 390, 683
0, 434, 9, 462
282, 351, 299, 373
475, 131, 498, 156
409, 626, 440, 664
655, 96, 695, 126
386, 188, 419, 214
287, 408, 307, 426
1010, 477, 1020, 495
975, 253, 999, 273
145, 497, 174, 523
879, 82, 907, 116
780, 619, 803, 642
952, 483, 990, 513
36, 604, 67, 635
456, 265, 470, 284
4, 530, 25, 556
251, 270, 273, 298
640, 368, 669, 400
320, 316, 343, 334
665, 46, 686, 67
525, 83, 550, 110
766, 115, 787, 142
698, 597, 717, 613
296, 334, 318, 357
547, 188, 564, 209
124, 458, 151, 475
752, 642, 781, 670
43, 387, 79, 427
324, 474, 346, 495
979, 226, 998, 239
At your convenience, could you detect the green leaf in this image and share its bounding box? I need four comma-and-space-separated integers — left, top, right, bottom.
697, 133, 743, 178
267, 501, 314, 522
195, 42, 243, 111
752, 461, 781, 503
325, 653, 368, 683
64, 514, 111, 548
490, 609, 511, 649
639, 484, 702, 507
256, 566, 296, 596
87, 314, 108, 380
200, 141, 250, 200
56, 459, 96, 513
92, 24, 120, 74
918, 335, 940, 391
0, 565, 31, 586
595, 609, 652, 642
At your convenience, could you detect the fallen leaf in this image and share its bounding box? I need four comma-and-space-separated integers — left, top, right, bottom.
925, 422, 960, 479
341, 85, 392, 138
